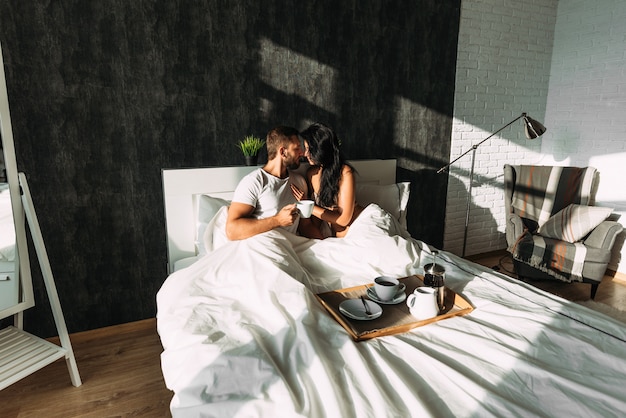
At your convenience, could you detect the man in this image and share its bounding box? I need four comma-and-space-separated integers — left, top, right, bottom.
226, 125, 322, 240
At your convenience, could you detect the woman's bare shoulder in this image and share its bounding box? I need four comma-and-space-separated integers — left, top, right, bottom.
342, 164, 356, 177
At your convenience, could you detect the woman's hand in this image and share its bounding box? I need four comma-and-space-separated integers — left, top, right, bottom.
291, 184, 305, 201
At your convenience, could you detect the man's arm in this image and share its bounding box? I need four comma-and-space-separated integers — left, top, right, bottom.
225, 201, 298, 241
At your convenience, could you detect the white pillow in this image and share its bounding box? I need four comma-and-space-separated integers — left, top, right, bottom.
537, 204, 612, 243
196, 182, 412, 253
196, 195, 230, 255
202, 205, 230, 253
356, 182, 410, 228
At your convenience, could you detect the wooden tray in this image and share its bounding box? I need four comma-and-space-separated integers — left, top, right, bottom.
315, 275, 474, 341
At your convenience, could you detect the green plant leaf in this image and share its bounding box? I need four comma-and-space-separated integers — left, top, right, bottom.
236, 135, 265, 156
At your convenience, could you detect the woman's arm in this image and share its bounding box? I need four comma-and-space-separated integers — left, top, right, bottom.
290, 168, 326, 239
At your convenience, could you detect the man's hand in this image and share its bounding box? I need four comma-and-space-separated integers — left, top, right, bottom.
275, 203, 298, 227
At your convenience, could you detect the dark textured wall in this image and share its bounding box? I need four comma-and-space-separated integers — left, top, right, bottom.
0, 1, 460, 337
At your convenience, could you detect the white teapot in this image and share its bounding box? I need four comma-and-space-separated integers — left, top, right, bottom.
406, 287, 439, 320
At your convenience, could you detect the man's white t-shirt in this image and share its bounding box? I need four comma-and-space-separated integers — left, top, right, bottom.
232, 168, 307, 235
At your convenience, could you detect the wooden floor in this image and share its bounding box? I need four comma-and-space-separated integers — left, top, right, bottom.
1, 252, 624, 418
467, 250, 626, 310
0, 318, 172, 418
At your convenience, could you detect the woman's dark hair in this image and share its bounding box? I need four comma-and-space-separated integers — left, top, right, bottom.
299, 122, 354, 208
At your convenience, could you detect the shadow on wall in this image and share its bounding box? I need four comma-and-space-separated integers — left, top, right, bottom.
442, 172, 503, 257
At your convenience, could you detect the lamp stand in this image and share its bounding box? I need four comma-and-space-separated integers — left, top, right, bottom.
462, 146, 478, 258
438, 113, 543, 258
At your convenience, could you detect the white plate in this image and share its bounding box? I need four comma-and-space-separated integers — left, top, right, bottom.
367, 285, 407, 305
339, 299, 382, 320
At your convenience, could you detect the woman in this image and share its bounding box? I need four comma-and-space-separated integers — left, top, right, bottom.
294, 122, 364, 238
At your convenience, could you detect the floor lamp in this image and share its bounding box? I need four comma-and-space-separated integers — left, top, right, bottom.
437, 112, 546, 257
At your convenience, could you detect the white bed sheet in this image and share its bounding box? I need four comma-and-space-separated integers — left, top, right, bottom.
157, 204, 626, 418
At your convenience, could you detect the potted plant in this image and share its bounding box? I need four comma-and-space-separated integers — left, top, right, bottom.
236, 135, 265, 166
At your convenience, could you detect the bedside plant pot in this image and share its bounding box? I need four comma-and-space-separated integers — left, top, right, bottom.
244, 155, 258, 166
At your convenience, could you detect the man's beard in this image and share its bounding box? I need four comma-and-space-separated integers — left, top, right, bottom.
285, 155, 301, 170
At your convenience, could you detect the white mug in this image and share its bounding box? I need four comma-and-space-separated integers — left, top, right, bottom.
406, 287, 439, 320
374, 276, 405, 301
296, 200, 314, 218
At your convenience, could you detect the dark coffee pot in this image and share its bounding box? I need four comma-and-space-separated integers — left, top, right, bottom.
423, 250, 446, 311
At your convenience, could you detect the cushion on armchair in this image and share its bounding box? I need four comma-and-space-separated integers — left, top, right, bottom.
537, 204, 613, 243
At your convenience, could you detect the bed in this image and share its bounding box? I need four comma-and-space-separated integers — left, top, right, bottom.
157, 160, 626, 418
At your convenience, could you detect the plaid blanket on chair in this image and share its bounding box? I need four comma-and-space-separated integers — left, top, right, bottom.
510, 165, 596, 226
512, 234, 587, 282
510, 165, 597, 282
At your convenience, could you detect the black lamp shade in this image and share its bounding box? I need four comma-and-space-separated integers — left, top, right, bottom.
523, 115, 547, 139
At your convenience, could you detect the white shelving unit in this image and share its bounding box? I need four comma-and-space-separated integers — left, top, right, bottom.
0, 173, 81, 390
0, 327, 69, 389
0, 41, 80, 391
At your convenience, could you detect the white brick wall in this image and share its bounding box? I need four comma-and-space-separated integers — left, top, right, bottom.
446, 0, 626, 274
444, 0, 556, 257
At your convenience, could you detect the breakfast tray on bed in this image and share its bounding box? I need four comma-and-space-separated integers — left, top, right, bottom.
316, 275, 474, 341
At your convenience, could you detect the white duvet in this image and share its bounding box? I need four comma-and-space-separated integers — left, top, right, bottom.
157, 204, 626, 418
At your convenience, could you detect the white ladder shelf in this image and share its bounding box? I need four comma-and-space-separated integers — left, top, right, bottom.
0, 173, 81, 390
0, 327, 68, 390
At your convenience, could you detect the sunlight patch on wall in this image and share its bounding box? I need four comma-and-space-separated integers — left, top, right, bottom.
589, 153, 626, 212
259, 37, 339, 114
258, 98, 274, 123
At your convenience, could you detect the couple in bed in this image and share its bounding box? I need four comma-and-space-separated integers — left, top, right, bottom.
226, 122, 370, 241
218, 121, 418, 290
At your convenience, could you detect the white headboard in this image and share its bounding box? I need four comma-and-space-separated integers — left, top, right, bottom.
162, 159, 397, 274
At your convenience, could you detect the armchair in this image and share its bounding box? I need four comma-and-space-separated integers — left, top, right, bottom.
504, 164, 623, 299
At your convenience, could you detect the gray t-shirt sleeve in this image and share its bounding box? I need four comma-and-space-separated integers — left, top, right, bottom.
232, 169, 263, 207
